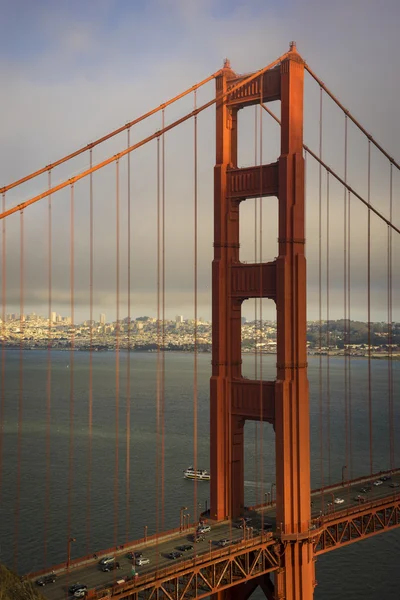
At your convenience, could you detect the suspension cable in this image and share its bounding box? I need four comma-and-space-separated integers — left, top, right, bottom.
0, 193, 5, 501
260, 103, 400, 236
126, 128, 132, 542
193, 89, 199, 525
14, 209, 24, 571
0, 71, 222, 195
388, 163, 394, 470
67, 183, 75, 572
44, 170, 52, 568
1, 51, 291, 221
326, 171, 331, 483
304, 64, 400, 172
318, 86, 324, 491
86, 149, 93, 554
114, 159, 121, 549
367, 142, 373, 474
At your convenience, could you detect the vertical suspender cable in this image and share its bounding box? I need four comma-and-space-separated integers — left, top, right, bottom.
67, 184, 75, 570
318, 87, 324, 490
254, 105, 259, 506
44, 170, 52, 567
87, 149, 93, 553
14, 209, 24, 570
126, 128, 132, 542
326, 171, 331, 483
193, 90, 198, 523
343, 117, 349, 481
347, 189, 353, 482
388, 163, 394, 470
367, 141, 373, 474
161, 109, 166, 530
114, 160, 120, 549
156, 135, 161, 540
0, 193, 5, 500
258, 89, 264, 511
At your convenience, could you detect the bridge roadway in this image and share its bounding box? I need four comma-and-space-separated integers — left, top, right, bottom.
35, 470, 400, 600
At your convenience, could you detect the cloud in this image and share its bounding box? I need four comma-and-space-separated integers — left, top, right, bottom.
1, 0, 399, 322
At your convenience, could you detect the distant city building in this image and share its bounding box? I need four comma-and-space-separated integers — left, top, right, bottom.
241, 317, 247, 325
51, 311, 57, 323
176, 315, 183, 323
100, 313, 106, 325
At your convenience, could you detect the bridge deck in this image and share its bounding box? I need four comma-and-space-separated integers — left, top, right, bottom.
32, 470, 400, 599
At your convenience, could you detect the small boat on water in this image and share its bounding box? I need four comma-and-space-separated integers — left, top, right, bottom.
184, 466, 211, 481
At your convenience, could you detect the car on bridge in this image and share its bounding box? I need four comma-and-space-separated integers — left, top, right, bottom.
98, 556, 115, 566
354, 495, 366, 503
100, 561, 120, 572
373, 480, 383, 486
68, 583, 87, 596
359, 486, 371, 493
197, 524, 211, 534
168, 551, 183, 559
334, 497, 344, 504
218, 539, 231, 547
177, 544, 193, 552
136, 557, 150, 566
127, 551, 142, 559
389, 482, 400, 488
35, 573, 57, 586
192, 533, 205, 543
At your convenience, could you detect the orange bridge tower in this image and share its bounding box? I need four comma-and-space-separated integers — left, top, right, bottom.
210, 43, 314, 599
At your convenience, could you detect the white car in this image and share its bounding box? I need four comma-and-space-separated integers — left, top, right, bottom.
334, 497, 344, 504
373, 480, 383, 486
197, 524, 211, 534
136, 557, 150, 566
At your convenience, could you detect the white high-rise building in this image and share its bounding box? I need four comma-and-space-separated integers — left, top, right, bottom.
51, 311, 57, 323
100, 313, 106, 325
175, 315, 183, 323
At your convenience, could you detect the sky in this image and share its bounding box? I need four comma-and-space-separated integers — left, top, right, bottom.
0, 0, 399, 324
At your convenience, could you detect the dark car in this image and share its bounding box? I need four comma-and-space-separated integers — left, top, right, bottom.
168, 551, 183, 560
68, 583, 88, 595
127, 551, 142, 560
389, 482, 400, 488
354, 495, 366, 503
359, 486, 371, 493
177, 544, 193, 552
36, 573, 57, 586
100, 561, 120, 572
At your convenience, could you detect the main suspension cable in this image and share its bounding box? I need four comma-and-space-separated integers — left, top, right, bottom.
1, 51, 291, 221
261, 103, 400, 236
0, 71, 222, 195
304, 64, 400, 172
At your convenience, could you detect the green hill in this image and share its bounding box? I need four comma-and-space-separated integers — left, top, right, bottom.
0, 565, 45, 600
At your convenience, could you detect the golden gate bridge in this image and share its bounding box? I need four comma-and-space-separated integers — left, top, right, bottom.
0, 43, 399, 599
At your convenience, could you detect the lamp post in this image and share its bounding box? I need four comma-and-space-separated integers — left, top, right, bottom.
67, 537, 76, 570
271, 482, 276, 503
264, 492, 271, 505
341, 465, 347, 487
144, 525, 148, 542
180, 506, 187, 532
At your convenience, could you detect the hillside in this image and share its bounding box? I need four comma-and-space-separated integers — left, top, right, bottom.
0, 565, 45, 600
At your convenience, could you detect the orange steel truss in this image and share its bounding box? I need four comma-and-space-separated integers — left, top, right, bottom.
313, 496, 400, 555
86, 537, 280, 600
210, 42, 314, 598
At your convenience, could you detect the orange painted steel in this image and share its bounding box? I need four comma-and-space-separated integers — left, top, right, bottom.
0, 71, 221, 195
313, 495, 400, 555
261, 103, 400, 236
210, 42, 314, 599
0, 52, 289, 222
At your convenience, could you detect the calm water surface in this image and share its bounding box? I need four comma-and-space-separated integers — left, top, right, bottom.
0, 350, 399, 598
